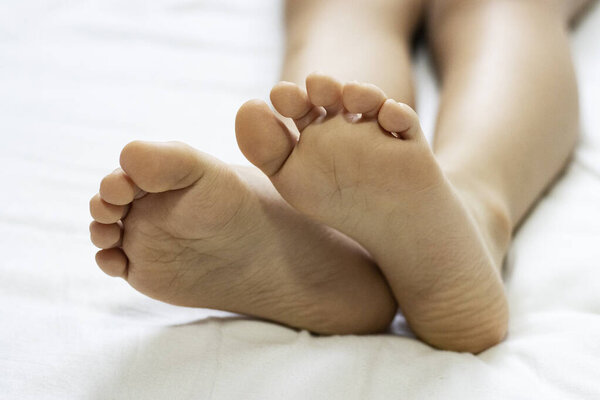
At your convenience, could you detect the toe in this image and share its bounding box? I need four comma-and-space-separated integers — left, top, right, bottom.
270, 81, 312, 119
235, 99, 297, 177
306, 72, 344, 115
90, 221, 123, 249
342, 81, 387, 118
120, 140, 216, 193
378, 100, 424, 140
99, 169, 141, 205
95, 248, 128, 278
90, 194, 129, 224
270, 81, 323, 132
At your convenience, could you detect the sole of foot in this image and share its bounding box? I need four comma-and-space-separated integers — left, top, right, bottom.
89, 140, 397, 334
236, 72, 509, 352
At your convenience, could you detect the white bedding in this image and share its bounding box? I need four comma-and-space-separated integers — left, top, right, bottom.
1, 1, 599, 398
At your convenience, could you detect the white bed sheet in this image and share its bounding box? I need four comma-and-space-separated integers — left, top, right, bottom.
1, 1, 599, 399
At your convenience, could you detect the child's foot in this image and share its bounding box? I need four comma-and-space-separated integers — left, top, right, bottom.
236, 73, 510, 352
89, 141, 397, 334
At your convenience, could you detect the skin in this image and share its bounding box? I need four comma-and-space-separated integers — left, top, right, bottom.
89, 142, 398, 335
237, 74, 509, 353
235, 0, 585, 352
89, 0, 425, 335
91, 0, 588, 352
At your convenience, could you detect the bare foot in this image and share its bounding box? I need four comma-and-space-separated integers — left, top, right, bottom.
89, 141, 396, 334
236, 73, 509, 352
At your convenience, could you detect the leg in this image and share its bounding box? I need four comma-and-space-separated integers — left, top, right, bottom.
281, 0, 424, 104
428, 0, 581, 265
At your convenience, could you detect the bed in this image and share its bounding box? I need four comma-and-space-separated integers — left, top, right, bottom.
1, 0, 599, 398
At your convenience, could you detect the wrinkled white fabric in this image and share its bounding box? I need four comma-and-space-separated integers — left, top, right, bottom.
0, 1, 599, 399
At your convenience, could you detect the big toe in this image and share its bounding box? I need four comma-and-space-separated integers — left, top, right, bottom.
119, 140, 216, 193
235, 99, 297, 177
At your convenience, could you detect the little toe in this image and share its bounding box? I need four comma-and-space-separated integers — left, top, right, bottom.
236, 99, 297, 177
342, 81, 387, 118
90, 194, 129, 224
270, 81, 323, 132
119, 140, 217, 194
99, 169, 141, 205
95, 248, 128, 278
306, 72, 344, 115
90, 221, 123, 249
378, 99, 424, 140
